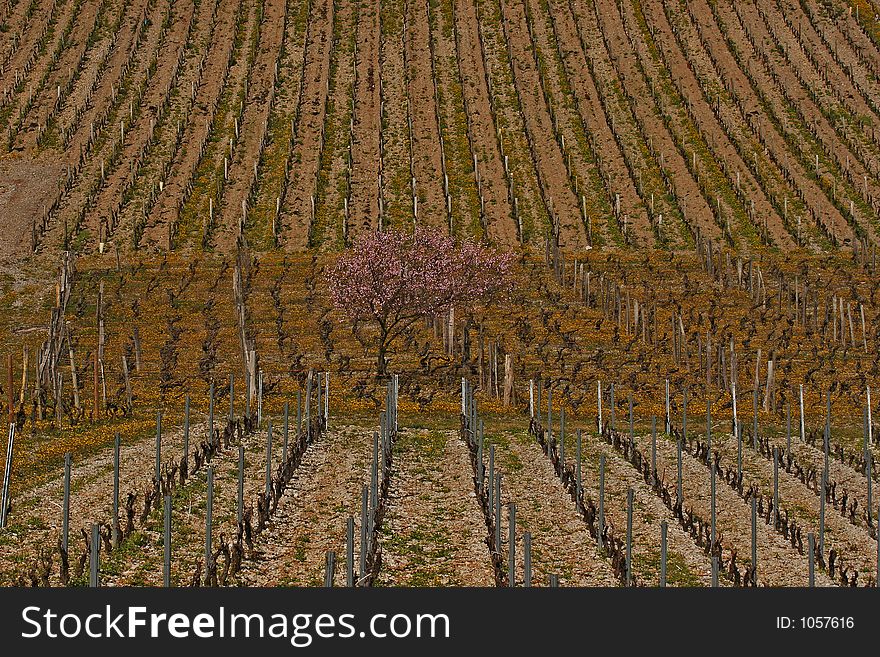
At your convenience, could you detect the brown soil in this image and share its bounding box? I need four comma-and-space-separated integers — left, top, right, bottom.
639, 0, 794, 249
590, 0, 719, 242
12, 0, 103, 153
280, 0, 334, 249
348, 0, 382, 238
452, 0, 517, 244
499, 0, 586, 250
739, 0, 879, 243
83, 0, 196, 248
308, 0, 355, 248
403, 0, 448, 231
142, 0, 241, 248
695, 0, 850, 243
0, 158, 66, 267
215, 0, 287, 250
0, 0, 61, 93
546, 0, 651, 246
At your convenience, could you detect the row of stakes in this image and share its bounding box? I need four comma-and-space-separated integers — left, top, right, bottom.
527, 377, 880, 587
318, 375, 879, 587
466, 378, 680, 587
323, 377, 398, 587
461, 379, 584, 587
325, 377, 564, 588
14, 370, 877, 587
44, 370, 332, 587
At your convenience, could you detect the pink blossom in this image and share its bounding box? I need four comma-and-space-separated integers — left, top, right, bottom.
327, 228, 515, 374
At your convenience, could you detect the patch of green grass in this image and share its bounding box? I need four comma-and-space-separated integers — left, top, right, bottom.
101, 529, 149, 577
293, 534, 309, 562
379, 526, 457, 587
483, 430, 524, 472
397, 429, 446, 459
634, 548, 704, 587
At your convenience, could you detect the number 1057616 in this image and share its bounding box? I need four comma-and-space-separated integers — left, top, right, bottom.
776, 617, 854, 629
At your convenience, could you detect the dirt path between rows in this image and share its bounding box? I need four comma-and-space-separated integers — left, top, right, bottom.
741, 0, 879, 243
240, 424, 372, 586
142, 0, 242, 248
706, 429, 875, 581
84, 0, 196, 246
0, 0, 61, 94
572, 430, 716, 586
488, 428, 618, 586
546, 0, 649, 246
348, 0, 382, 238
641, 431, 834, 586
0, 416, 202, 585
10, 0, 92, 153
216, 0, 288, 250
590, 0, 718, 242
499, 0, 586, 250
377, 428, 495, 586
280, 0, 334, 249
403, 0, 447, 231
640, 0, 794, 248
693, 0, 850, 242
451, 0, 516, 244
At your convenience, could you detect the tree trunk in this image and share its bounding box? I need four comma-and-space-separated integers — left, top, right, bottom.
376, 340, 388, 378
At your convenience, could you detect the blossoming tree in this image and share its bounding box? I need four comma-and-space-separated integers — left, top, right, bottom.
328, 228, 515, 377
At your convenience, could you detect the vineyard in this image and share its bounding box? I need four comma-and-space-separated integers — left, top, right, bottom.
1, 0, 880, 588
